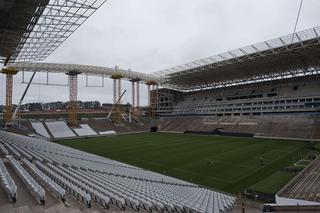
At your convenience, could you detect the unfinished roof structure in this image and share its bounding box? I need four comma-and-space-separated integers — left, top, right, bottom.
0, 0, 107, 65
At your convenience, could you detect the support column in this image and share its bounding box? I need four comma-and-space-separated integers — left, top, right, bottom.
113, 78, 117, 104
67, 71, 80, 127
130, 79, 141, 119
146, 81, 158, 119
147, 84, 151, 106
151, 84, 158, 118
136, 81, 140, 108
110, 74, 123, 122
111, 73, 123, 104
118, 79, 121, 105
5, 74, 13, 124
131, 81, 135, 107
155, 84, 159, 107
1, 67, 18, 125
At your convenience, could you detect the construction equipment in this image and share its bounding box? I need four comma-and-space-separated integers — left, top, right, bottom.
106, 90, 127, 123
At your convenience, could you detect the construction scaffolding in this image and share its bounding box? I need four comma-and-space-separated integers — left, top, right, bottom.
106, 90, 127, 123
110, 74, 124, 122
5, 75, 13, 124
1, 67, 19, 125
146, 81, 159, 119
113, 78, 117, 104
67, 71, 80, 127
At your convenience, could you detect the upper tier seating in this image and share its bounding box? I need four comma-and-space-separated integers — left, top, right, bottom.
157, 77, 320, 117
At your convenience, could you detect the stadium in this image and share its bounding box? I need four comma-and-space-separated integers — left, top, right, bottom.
0, 0, 320, 213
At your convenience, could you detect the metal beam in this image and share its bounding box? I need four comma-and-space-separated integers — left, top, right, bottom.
152, 26, 320, 90
0, 0, 108, 64
11, 62, 160, 83
12, 72, 37, 120
67, 72, 79, 127
132, 81, 135, 107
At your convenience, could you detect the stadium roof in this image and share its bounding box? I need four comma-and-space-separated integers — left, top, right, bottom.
154, 26, 320, 91
11, 62, 159, 83
0, 0, 107, 65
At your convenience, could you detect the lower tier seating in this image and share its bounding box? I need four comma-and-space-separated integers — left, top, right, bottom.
0, 159, 17, 202
0, 130, 237, 212
7, 155, 45, 204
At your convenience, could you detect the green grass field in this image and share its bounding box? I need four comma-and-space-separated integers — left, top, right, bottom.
56, 133, 308, 194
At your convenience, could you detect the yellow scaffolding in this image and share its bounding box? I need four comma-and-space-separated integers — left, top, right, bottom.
1, 67, 18, 124
146, 81, 158, 119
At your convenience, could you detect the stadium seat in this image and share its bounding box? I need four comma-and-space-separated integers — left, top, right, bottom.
0, 130, 237, 212
7, 155, 45, 204
22, 158, 66, 201
0, 159, 17, 202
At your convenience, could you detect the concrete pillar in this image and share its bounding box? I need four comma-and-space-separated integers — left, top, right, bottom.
113, 78, 117, 104
132, 81, 135, 107
136, 81, 140, 108
118, 79, 121, 104
156, 84, 159, 106
147, 84, 151, 106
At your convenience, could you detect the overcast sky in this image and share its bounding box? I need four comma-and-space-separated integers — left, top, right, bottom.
1, 0, 320, 106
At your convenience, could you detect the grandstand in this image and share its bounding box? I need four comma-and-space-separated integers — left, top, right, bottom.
73, 124, 97, 136
31, 122, 51, 139
45, 121, 76, 138
27, 119, 147, 140
154, 78, 320, 139
156, 114, 319, 140
158, 76, 320, 117
153, 26, 320, 141
0, 130, 236, 212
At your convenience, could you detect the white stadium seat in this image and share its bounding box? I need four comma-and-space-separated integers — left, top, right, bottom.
0, 130, 236, 212
0, 159, 17, 202
7, 155, 45, 204
22, 158, 66, 201
31, 122, 51, 138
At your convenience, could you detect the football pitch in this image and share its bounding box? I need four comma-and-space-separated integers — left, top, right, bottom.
56, 133, 308, 194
